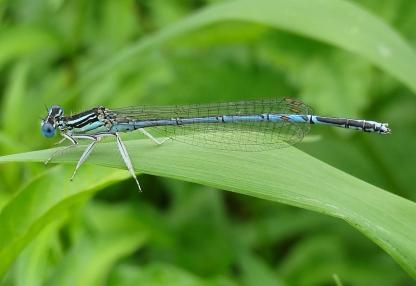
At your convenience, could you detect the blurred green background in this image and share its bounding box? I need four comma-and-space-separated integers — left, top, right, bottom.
0, 0, 415, 285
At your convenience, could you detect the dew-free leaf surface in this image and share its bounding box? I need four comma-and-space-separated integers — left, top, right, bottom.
0, 138, 415, 278
79, 0, 416, 95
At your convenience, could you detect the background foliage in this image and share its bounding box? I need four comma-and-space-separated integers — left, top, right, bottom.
0, 0, 415, 285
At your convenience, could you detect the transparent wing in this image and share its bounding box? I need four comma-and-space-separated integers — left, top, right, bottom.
109, 98, 312, 151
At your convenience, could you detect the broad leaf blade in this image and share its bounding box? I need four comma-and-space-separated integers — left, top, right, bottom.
79, 0, 416, 94
0, 139, 415, 277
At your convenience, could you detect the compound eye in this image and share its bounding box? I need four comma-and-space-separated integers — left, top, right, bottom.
41, 123, 56, 138
49, 105, 64, 117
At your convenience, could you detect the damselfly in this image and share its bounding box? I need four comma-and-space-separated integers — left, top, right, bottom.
41, 98, 390, 190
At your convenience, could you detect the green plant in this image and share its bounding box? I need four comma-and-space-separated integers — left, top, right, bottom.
0, 0, 415, 285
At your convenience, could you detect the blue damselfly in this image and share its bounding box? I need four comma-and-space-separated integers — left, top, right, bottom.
41, 98, 390, 190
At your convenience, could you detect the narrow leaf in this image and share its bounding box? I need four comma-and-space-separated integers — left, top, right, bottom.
78, 0, 416, 94
0, 166, 129, 277
0, 139, 415, 278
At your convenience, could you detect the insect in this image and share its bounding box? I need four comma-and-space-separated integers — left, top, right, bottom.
41, 98, 390, 190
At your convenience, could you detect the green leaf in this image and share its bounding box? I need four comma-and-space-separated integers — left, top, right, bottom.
0, 165, 129, 278
0, 139, 415, 278
2, 62, 28, 139
46, 230, 147, 286
0, 26, 61, 67
44, 201, 149, 286
108, 262, 237, 286
239, 253, 284, 286
14, 218, 65, 286
78, 0, 416, 95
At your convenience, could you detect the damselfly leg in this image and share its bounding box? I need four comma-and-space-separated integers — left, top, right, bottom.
139, 128, 170, 145
46, 129, 170, 192
114, 133, 142, 191
69, 135, 101, 181
44, 133, 79, 164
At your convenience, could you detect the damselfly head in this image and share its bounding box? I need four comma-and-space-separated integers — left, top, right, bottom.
41, 105, 64, 138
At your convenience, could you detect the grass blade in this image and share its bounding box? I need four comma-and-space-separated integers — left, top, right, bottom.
0, 139, 415, 278
78, 0, 416, 94
0, 166, 129, 277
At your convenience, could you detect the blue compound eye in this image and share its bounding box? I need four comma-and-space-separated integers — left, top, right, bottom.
41, 123, 56, 138
50, 105, 63, 115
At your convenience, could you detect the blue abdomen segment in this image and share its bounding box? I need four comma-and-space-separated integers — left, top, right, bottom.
124, 114, 310, 129
74, 113, 389, 136
110, 113, 389, 135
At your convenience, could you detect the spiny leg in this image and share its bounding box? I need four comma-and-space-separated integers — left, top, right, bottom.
45, 144, 76, 165
115, 132, 142, 191
54, 137, 67, 145
45, 133, 78, 165
139, 128, 170, 145
70, 136, 101, 181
